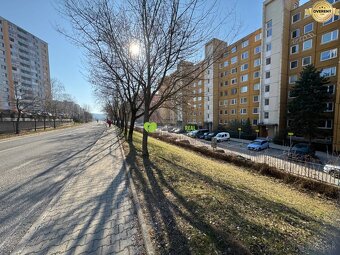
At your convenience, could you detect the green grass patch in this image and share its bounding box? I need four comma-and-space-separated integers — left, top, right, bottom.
124, 132, 340, 255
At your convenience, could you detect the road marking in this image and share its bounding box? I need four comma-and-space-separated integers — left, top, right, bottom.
8, 160, 34, 172
0, 144, 26, 153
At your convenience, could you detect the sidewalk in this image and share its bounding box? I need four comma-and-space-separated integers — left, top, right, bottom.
13, 129, 144, 255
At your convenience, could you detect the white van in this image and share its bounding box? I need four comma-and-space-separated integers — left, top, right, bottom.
214, 132, 230, 142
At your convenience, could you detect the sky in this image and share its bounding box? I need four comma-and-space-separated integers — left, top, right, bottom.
0, 0, 309, 114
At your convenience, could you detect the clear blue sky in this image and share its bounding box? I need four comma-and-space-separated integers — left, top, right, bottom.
0, 0, 309, 114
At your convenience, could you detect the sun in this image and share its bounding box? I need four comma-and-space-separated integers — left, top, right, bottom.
129, 42, 140, 57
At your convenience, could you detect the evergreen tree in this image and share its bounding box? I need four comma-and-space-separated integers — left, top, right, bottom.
288, 65, 330, 143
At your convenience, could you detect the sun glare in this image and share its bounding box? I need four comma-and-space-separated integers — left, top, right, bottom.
129, 42, 140, 57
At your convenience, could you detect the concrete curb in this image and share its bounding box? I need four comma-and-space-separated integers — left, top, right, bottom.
117, 130, 155, 255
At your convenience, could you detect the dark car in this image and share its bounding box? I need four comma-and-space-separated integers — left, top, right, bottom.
192, 129, 209, 138
288, 143, 319, 162
204, 131, 220, 141
197, 132, 209, 139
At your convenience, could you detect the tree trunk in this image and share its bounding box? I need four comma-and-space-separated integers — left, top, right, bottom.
34, 118, 37, 131
54, 117, 56, 129
128, 111, 137, 142
142, 104, 150, 158
44, 117, 46, 130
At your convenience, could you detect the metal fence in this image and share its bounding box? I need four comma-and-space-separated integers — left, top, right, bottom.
159, 131, 340, 187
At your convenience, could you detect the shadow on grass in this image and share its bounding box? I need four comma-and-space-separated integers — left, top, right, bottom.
125, 141, 340, 255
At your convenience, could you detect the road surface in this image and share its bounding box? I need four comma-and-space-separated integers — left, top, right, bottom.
0, 123, 143, 254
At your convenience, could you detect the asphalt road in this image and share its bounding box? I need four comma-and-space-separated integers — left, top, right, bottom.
0, 122, 106, 255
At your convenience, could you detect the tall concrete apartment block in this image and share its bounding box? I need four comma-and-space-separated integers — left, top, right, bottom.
157, 0, 340, 150
0, 16, 51, 113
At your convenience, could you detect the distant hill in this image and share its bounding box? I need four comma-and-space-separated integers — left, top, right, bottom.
92, 113, 106, 120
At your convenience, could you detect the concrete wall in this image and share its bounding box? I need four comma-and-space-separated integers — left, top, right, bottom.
0, 118, 73, 133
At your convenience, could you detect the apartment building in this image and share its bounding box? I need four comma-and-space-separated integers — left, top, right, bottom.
217, 29, 262, 129
0, 16, 51, 113
158, 0, 340, 150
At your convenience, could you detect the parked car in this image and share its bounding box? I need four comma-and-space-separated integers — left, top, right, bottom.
197, 132, 209, 139
247, 139, 270, 151
204, 131, 221, 141
287, 143, 319, 162
323, 164, 340, 178
190, 129, 209, 138
214, 132, 230, 142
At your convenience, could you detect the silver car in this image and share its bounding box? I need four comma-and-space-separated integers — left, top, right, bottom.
323, 164, 340, 178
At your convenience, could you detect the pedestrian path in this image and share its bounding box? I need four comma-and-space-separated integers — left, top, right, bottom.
13, 129, 144, 255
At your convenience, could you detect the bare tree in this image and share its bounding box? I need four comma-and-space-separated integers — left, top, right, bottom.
58, 0, 238, 157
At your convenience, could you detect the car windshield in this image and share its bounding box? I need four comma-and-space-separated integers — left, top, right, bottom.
251, 141, 261, 145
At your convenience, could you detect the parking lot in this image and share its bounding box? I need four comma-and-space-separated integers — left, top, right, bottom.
158, 129, 340, 186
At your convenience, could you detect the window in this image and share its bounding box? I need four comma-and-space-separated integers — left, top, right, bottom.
224, 81, 228, 86
220, 92, 223, 97
253, 95, 259, 102
254, 83, 260, 90
224, 91, 228, 96
241, 51, 249, 60
290, 60, 298, 69
318, 120, 332, 129
327, 84, 335, 94
264, 112, 269, 119
254, 58, 261, 67
302, 56, 311, 66
240, 97, 247, 104
231, 78, 237, 84
253, 108, 259, 114
325, 102, 334, 112
289, 75, 298, 84
321, 29, 339, 44
266, 43, 272, 52
254, 71, 260, 79
240, 109, 247, 114
264, 98, 269, 105
231, 46, 237, 53
255, 33, 262, 41
327, 0, 340, 4
223, 61, 229, 67
265, 71, 270, 78
291, 29, 300, 39
231, 67, 237, 74
292, 13, 301, 23
231, 109, 236, 115
266, 20, 272, 37
290, 44, 299, 54
321, 67, 336, 77
224, 110, 228, 115
241, 74, 248, 82
323, 15, 339, 25
231, 99, 237, 105
265, 85, 270, 92
254, 46, 261, 54
320, 48, 338, 61
253, 119, 258, 125
303, 39, 312, 50
304, 22, 313, 34
242, 40, 249, 48
241, 86, 248, 93
224, 99, 228, 105
231, 88, 237, 95
219, 110, 223, 115
241, 63, 248, 71
231, 56, 238, 64
266, 58, 271, 65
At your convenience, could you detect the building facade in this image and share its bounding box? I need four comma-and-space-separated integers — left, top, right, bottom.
0, 16, 51, 113
157, 0, 340, 150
